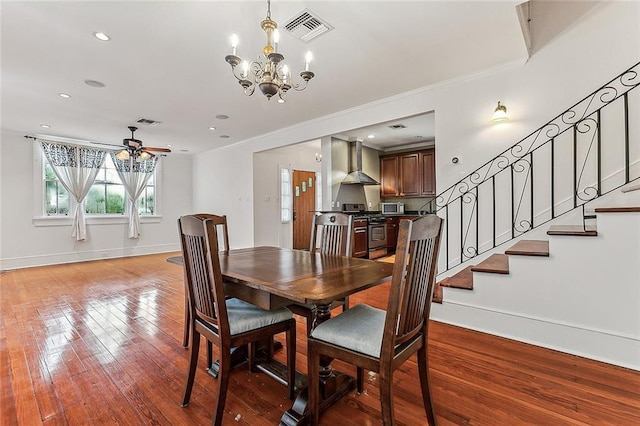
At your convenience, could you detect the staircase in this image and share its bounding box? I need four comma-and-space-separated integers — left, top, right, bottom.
425, 62, 640, 370
435, 199, 640, 302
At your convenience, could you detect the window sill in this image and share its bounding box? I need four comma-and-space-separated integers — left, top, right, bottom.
33, 215, 163, 227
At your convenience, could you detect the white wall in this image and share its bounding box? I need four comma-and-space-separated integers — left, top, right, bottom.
253, 141, 321, 248
0, 128, 193, 270
195, 1, 638, 248
192, 1, 640, 367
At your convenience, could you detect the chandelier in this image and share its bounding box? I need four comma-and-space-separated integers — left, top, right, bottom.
224, 0, 315, 102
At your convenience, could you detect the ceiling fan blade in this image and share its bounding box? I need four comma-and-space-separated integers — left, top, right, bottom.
143, 147, 172, 153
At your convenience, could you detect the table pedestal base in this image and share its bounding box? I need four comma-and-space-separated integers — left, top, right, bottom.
280, 370, 355, 426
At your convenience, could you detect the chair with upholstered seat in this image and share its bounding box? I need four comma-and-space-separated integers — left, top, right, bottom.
288, 212, 353, 335
307, 214, 443, 426
181, 213, 230, 348
178, 214, 296, 426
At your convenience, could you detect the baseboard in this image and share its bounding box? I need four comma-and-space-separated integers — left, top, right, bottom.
430, 301, 640, 371
0, 243, 180, 271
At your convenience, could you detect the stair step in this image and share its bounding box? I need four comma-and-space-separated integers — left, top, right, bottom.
547, 225, 598, 236
471, 254, 509, 274
439, 266, 474, 290
594, 207, 640, 213
505, 240, 550, 257
621, 182, 640, 193
432, 285, 443, 304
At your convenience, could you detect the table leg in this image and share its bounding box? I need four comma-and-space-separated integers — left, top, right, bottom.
280, 303, 355, 426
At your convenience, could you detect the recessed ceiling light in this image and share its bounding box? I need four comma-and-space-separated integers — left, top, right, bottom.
220, 135, 230, 139
84, 80, 105, 88
93, 32, 111, 41
209, 127, 216, 131
367, 134, 375, 139
167, 144, 173, 148
277, 99, 285, 104
58, 93, 71, 98
40, 124, 50, 129
215, 114, 229, 120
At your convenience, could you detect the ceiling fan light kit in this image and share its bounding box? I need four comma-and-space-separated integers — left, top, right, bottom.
225, 0, 315, 102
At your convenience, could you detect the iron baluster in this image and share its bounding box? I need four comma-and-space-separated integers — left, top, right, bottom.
597, 109, 602, 196
492, 176, 496, 249
511, 164, 515, 239
530, 152, 534, 230
624, 92, 630, 183
573, 125, 578, 209
551, 137, 555, 219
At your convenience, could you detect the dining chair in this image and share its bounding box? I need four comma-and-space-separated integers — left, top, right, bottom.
307, 214, 443, 426
288, 212, 353, 336
178, 214, 296, 426
182, 213, 230, 349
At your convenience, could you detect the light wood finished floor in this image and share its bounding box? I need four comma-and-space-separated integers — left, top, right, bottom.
2, 253, 639, 425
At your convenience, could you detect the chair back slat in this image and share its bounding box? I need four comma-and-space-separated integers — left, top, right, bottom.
194, 213, 230, 254
382, 215, 443, 354
310, 213, 353, 256
178, 215, 230, 336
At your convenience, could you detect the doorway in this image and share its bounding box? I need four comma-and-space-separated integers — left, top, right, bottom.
292, 170, 316, 249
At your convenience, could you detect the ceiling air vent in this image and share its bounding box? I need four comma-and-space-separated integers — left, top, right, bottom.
388, 124, 407, 130
136, 118, 161, 126
284, 9, 333, 42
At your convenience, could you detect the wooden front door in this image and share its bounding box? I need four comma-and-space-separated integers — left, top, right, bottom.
292, 170, 316, 250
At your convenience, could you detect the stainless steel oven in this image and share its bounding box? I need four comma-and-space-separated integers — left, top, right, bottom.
367, 216, 388, 258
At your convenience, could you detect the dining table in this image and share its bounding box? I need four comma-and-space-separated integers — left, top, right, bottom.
168, 246, 394, 426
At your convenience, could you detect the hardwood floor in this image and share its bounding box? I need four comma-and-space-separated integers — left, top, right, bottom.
2, 253, 639, 425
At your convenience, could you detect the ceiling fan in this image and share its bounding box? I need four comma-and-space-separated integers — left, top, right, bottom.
93, 126, 171, 161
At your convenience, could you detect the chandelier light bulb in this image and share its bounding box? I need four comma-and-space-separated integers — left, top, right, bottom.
230, 34, 239, 55
273, 29, 280, 53
305, 51, 313, 71
242, 60, 249, 78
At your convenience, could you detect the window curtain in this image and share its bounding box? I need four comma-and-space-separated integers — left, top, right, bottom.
40, 141, 107, 241
110, 153, 158, 239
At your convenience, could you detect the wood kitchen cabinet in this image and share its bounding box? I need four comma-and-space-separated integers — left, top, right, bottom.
379, 148, 435, 198
380, 156, 399, 197
352, 218, 368, 258
420, 150, 436, 196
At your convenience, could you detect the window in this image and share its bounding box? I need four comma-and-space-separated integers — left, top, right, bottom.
280, 166, 291, 223
43, 154, 156, 216
44, 162, 70, 215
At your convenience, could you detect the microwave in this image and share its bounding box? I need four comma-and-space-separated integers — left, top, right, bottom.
380, 202, 405, 215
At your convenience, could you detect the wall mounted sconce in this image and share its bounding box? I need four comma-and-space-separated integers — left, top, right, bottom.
315, 153, 322, 162
490, 101, 509, 123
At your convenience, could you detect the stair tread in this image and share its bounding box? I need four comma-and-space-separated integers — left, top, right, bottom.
594, 206, 640, 213
505, 240, 549, 257
621, 183, 640, 193
547, 225, 598, 236
471, 254, 509, 274
439, 266, 474, 290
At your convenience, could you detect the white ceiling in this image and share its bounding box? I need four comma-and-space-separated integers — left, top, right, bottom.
1, 1, 528, 155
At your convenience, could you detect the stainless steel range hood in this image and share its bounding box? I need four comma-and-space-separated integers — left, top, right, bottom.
341, 139, 380, 185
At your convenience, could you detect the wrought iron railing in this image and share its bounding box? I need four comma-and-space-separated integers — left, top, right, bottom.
419, 62, 640, 275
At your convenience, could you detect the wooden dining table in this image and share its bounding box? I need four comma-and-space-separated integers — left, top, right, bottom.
169, 246, 394, 425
